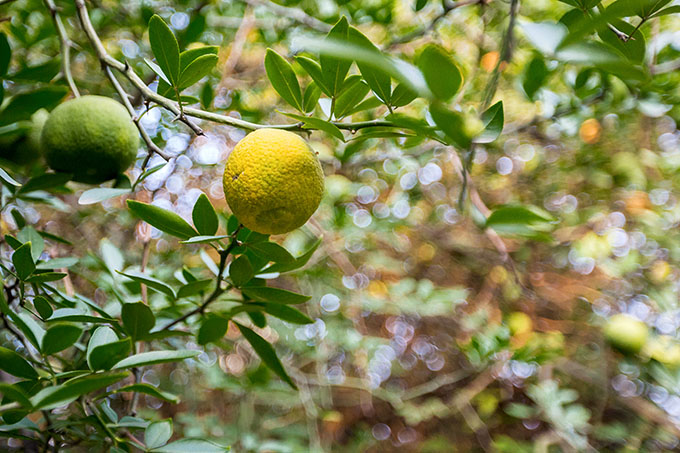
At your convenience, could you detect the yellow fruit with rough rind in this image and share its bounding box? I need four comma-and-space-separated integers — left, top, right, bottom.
223, 129, 324, 234
41, 95, 139, 184
604, 314, 648, 354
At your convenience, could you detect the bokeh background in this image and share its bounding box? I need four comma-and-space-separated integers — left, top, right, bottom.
3, 0, 680, 451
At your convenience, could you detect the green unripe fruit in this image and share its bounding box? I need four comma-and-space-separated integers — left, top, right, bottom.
604, 314, 648, 354
0, 109, 49, 166
41, 95, 139, 184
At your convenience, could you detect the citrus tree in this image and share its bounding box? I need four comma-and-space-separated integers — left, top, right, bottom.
1, 0, 680, 451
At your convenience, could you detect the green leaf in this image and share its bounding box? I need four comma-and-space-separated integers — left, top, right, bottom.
598, 19, 645, 63
248, 311, 266, 328
121, 302, 156, 339
145, 419, 173, 449
148, 15, 180, 85
7, 60, 60, 82
18, 173, 72, 194
321, 17, 352, 96
334, 80, 370, 119
485, 205, 556, 239
41, 324, 82, 355
112, 350, 200, 369
17, 227, 43, 262
133, 163, 168, 190
12, 242, 34, 280
87, 326, 132, 371
145, 58, 172, 86
150, 439, 229, 452
0, 33, 10, 77
180, 46, 219, 69
178, 54, 218, 90
31, 372, 129, 410
522, 55, 549, 100
0, 383, 31, 408
390, 83, 418, 108
230, 255, 254, 287
118, 271, 177, 299
26, 272, 66, 283
303, 82, 322, 113
295, 56, 332, 96
248, 242, 295, 265
556, 41, 646, 81
110, 384, 178, 403
265, 49, 303, 111
650, 5, 680, 18
417, 44, 462, 102
261, 304, 313, 324
177, 279, 213, 299
78, 188, 131, 205
280, 112, 344, 141
127, 200, 198, 240
475, 101, 504, 144
192, 193, 219, 236
35, 257, 78, 270
235, 322, 296, 389
429, 103, 471, 149
241, 286, 311, 304
521, 21, 568, 55
266, 237, 321, 273
348, 27, 391, 104
33, 296, 53, 319
0, 86, 68, 125
197, 315, 229, 345
0, 346, 38, 379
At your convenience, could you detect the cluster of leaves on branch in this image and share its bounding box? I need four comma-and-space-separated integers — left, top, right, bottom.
0, 0, 679, 451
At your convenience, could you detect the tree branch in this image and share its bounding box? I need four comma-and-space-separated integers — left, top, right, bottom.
44, 0, 80, 97
242, 0, 330, 33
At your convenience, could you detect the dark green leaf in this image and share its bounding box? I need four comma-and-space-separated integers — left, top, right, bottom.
241, 286, 310, 304
417, 44, 462, 101
177, 279, 213, 299
12, 242, 34, 280
33, 296, 53, 319
121, 302, 156, 339
0, 346, 38, 379
248, 242, 295, 265
0, 86, 68, 125
266, 237, 321, 273
0, 33, 9, 77
598, 19, 645, 63
230, 255, 254, 287
651, 5, 680, 17
192, 193, 219, 236
197, 315, 229, 345
41, 324, 82, 355
35, 257, 78, 270
390, 83, 418, 108
110, 384, 178, 403
476, 101, 504, 144
26, 272, 66, 283
18, 173, 72, 194
430, 103, 471, 149
8, 61, 60, 82
127, 200, 198, 240
145, 419, 173, 449
348, 27, 391, 104
118, 271, 177, 298
265, 49, 303, 111
87, 326, 132, 371
0, 383, 31, 408
261, 304, 313, 324
334, 80, 370, 118
248, 311, 267, 328
200, 82, 214, 109
179, 46, 219, 69
31, 372, 129, 410
112, 350, 200, 369
236, 322, 296, 389
522, 55, 549, 100
148, 15, 180, 85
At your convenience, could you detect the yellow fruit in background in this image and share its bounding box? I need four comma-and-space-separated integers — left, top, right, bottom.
41, 95, 139, 184
507, 311, 533, 336
0, 109, 49, 166
604, 314, 648, 354
223, 128, 324, 235
645, 335, 680, 368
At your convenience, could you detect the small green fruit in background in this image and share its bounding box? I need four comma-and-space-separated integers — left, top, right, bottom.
0, 109, 49, 167
604, 314, 648, 354
41, 95, 139, 184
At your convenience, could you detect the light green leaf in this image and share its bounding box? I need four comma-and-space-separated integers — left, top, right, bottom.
31, 372, 129, 410
0, 346, 38, 379
192, 193, 219, 236
265, 49, 303, 111
121, 302, 156, 339
127, 200, 198, 240
112, 350, 200, 369
41, 323, 82, 355
475, 101, 504, 144
145, 419, 173, 449
417, 44, 462, 102
230, 255, 254, 287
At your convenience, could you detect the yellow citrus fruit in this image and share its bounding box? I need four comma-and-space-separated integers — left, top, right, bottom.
0, 109, 49, 166
507, 311, 533, 336
223, 129, 324, 235
604, 314, 648, 354
41, 95, 139, 183
646, 335, 680, 368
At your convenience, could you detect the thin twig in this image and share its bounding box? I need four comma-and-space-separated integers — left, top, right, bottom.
44, 0, 80, 97
242, 0, 330, 33
104, 66, 170, 160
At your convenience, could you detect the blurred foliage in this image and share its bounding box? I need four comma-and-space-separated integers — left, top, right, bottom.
1, 0, 680, 451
